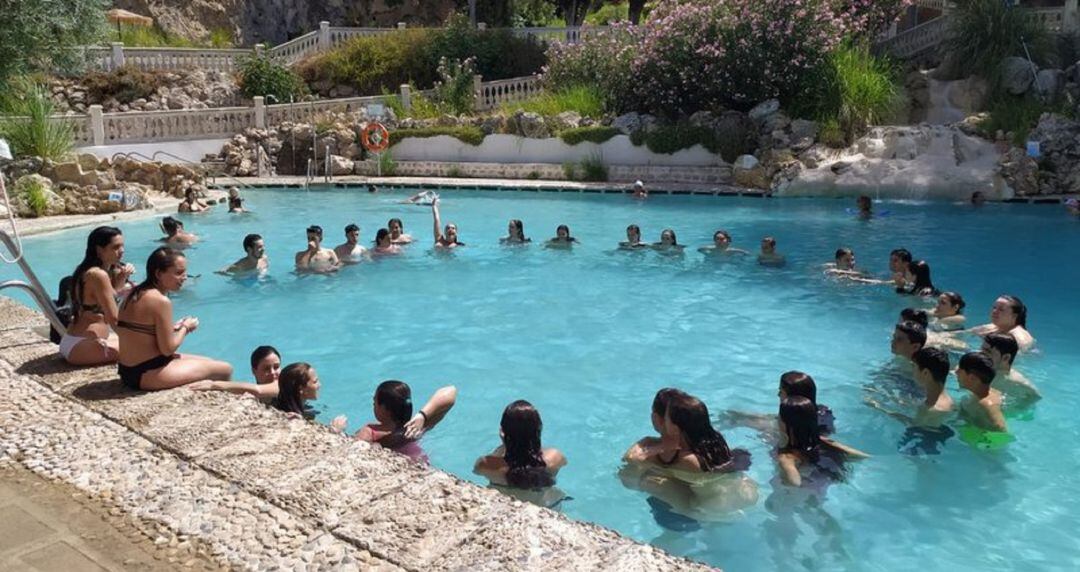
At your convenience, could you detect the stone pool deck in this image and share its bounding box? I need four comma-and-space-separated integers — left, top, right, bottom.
0, 297, 716, 571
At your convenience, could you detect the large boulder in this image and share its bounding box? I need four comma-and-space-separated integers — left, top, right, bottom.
516, 111, 550, 138
12, 174, 65, 217
51, 161, 84, 184
748, 99, 780, 122
790, 119, 819, 151
480, 114, 506, 135
1000, 57, 1035, 95
1035, 69, 1065, 100
612, 112, 642, 135
328, 155, 354, 176
998, 147, 1039, 196
551, 111, 583, 131
80, 169, 117, 190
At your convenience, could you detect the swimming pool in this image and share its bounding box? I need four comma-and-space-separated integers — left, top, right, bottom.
5, 188, 1079, 571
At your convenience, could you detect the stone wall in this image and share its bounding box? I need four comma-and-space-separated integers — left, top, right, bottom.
50, 69, 241, 114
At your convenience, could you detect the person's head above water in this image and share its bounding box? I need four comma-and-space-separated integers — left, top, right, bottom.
275, 362, 319, 415
500, 400, 553, 489
651, 387, 687, 435
956, 352, 995, 390
184, 188, 197, 202
375, 228, 392, 247
761, 236, 777, 253
161, 216, 183, 237
835, 247, 855, 269
981, 332, 1019, 370
374, 380, 412, 427
249, 346, 281, 385
344, 224, 360, 244
508, 219, 525, 241
626, 224, 641, 243
891, 321, 927, 359
900, 307, 929, 328
714, 230, 732, 248
388, 218, 404, 237
779, 396, 821, 457
659, 229, 678, 246
555, 224, 571, 240
971, 191, 986, 205
243, 233, 264, 258
857, 195, 872, 213
306, 225, 323, 245
991, 295, 1027, 330
889, 248, 913, 273
936, 291, 965, 316
906, 260, 935, 293
912, 347, 949, 388
664, 393, 734, 471
779, 371, 817, 404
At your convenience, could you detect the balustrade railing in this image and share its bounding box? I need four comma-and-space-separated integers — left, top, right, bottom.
874, 16, 950, 59
101, 107, 256, 144
477, 75, 543, 111
267, 30, 319, 65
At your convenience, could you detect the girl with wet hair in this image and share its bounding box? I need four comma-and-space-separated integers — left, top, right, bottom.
501, 219, 530, 244
619, 224, 648, 250
719, 371, 835, 438
372, 228, 402, 256
698, 230, 749, 256
662, 393, 751, 473
59, 226, 134, 365
271, 362, 347, 431
896, 260, 939, 297
652, 229, 685, 253
474, 400, 566, 490
387, 218, 413, 244
546, 224, 577, 249
900, 308, 930, 329
159, 216, 198, 247
932, 291, 967, 331
969, 295, 1034, 352
432, 198, 464, 249
178, 188, 209, 213
775, 396, 869, 488
356, 381, 457, 463
189, 345, 283, 401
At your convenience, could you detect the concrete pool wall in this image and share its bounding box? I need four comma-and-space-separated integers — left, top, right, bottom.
0, 297, 715, 571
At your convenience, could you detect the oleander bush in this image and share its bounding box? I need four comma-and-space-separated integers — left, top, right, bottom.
541, 24, 642, 113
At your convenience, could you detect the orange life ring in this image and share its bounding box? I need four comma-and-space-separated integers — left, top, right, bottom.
361, 122, 390, 153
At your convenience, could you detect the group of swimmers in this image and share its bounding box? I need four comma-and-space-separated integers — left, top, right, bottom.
49, 189, 1045, 518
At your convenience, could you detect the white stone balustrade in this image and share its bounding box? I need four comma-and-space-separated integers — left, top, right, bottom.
476, 75, 543, 111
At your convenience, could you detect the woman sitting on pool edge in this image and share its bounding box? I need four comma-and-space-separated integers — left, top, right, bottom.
775, 396, 869, 488
388, 218, 413, 244
474, 400, 567, 492
652, 229, 684, 253
965, 295, 1035, 352
272, 362, 347, 431
355, 381, 457, 463
698, 230, 749, 256
619, 224, 648, 250
431, 199, 464, 249
501, 219, 530, 244
60, 226, 135, 365
159, 217, 198, 248
116, 248, 233, 391
545, 224, 577, 249
189, 345, 282, 401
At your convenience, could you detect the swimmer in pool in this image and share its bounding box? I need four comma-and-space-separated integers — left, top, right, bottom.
775, 396, 869, 488
652, 229, 684, 252
334, 224, 370, 263
220, 233, 268, 275
619, 224, 648, 250
757, 236, 786, 267
388, 218, 413, 244
956, 352, 1007, 432
891, 321, 927, 367
355, 381, 457, 464
177, 188, 210, 213
404, 190, 439, 205
271, 362, 347, 432
474, 400, 567, 490
189, 345, 282, 401
886, 248, 914, 289
981, 333, 1041, 404
900, 308, 929, 329
824, 247, 878, 282
431, 199, 463, 249
632, 180, 648, 199
902, 307, 968, 352
866, 347, 954, 430
966, 295, 1035, 352
371, 228, 402, 256
931, 291, 967, 331
227, 187, 246, 213
159, 216, 198, 248
856, 195, 873, 219
294, 225, 340, 273
698, 230, 749, 256
545, 224, 577, 249
971, 191, 986, 206
895, 260, 939, 297
501, 219, 530, 244
1066, 198, 1079, 216
719, 371, 836, 440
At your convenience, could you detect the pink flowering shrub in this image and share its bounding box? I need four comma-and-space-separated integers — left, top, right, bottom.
540, 23, 643, 113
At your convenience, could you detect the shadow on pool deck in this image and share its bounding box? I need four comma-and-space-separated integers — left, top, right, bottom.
0, 296, 718, 571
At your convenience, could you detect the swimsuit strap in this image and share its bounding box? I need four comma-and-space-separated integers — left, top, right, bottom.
118, 320, 156, 336
658, 449, 681, 466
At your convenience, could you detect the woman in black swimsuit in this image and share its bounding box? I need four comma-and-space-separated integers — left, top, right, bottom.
116, 247, 232, 391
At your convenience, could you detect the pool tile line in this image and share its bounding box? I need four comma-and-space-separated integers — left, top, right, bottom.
0, 297, 716, 572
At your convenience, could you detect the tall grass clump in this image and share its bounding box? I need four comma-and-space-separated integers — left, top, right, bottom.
500, 85, 606, 118
579, 154, 608, 182
942, 0, 1053, 84
0, 80, 74, 161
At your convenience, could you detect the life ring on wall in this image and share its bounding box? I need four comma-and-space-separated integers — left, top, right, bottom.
361, 122, 390, 153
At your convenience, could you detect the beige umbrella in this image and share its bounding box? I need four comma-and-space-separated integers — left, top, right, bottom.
107, 9, 154, 41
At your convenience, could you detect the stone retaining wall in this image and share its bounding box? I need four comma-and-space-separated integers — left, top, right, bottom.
0, 298, 715, 571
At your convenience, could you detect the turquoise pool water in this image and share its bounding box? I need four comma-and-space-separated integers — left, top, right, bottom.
4, 188, 1079, 571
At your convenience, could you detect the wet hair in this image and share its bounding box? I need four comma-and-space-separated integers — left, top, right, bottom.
501, 400, 553, 489
249, 345, 281, 371
890, 248, 913, 264
375, 380, 413, 426
835, 247, 853, 261
367, 184, 377, 193
388, 218, 404, 231
900, 308, 929, 328
762, 236, 776, 247
556, 224, 571, 238
857, 195, 872, 208
345, 223, 360, 234
958, 352, 995, 385
779, 371, 817, 404
185, 188, 196, 200
940, 291, 965, 314
306, 225, 323, 238
509, 219, 525, 240
971, 191, 984, 204
273, 362, 314, 415
123, 247, 185, 308
998, 295, 1028, 328
895, 321, 927, 347
983, 333, 1019, 365
912, 348, 950, 384
651, 387, 686, 419
660, 229, 678, 245
161, 216, 183, 236
666, 393, 733, 472
779, 396, 821, 460
70, 226, 123, 314
627, 224, 640, 235
375, 228, 391, 245
714, 230, 731, 241
243, 233, 262, 251
907, 260, 936, 294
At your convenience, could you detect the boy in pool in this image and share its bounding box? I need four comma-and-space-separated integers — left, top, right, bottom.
981, 333, 1041, 404
220, 233, 268, 275
868, 348, 955, 454
295, 225, 340, 273
334, 223, 369, 263
956, 352, 1007, 432
890, 321, 926, 365
757, 236, 786, 267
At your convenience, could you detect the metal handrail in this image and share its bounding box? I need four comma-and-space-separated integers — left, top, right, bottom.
151, 150, 253, 189
0, 232, 67, 335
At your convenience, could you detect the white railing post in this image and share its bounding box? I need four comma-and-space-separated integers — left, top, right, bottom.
254, 96, 266, 128
110, 42, 125, 70
400, 84, 412, 113
473, 74, 483, 111
89, 105, 105, 146
397, 22, 407, 30
318, 21, 331, 51
254, 43, 265, 57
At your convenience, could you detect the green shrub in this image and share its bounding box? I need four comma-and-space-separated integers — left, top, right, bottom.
107, 25, 235, 48
627, 122, 753, 163
527, 170, 541, 179
83, 66, 160, 103
559, 126, 620, 145
586, 3, 628, 25
562, 161, 578, 180
501, 85, 606, 118
238, 53, 307, 102
0, 0, 107, 89
579, 154, 608, 182
433, 57, 477, 116
208, 28, 235, 48
942, 0, 1053, 85
24, 178, 48, 217
447, 165, 463, 178
818, 118, 846, 148
389, 126, 486, 146
0, 80, 74, 161
978, 95, 1068, 146
378, 150, 397, 175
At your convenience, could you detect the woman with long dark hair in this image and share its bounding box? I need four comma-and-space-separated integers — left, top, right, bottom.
474, 400, 566, 490
356, 381, 457, 463
719, 371, 835, 439
271, 362, 347, 431
159, 216, 198, 248
59, 226, 134, 365
661, 393, 750, 473
619, 224, 648, 250
931, 291, 966, 331
969, 295, 1035, 352
189, 345, 282, 401
776, 396, 869, 488
371, 228, 402, 256
895, 260, 939, 297
501, 219, 530, 244
116, 247, 232, 391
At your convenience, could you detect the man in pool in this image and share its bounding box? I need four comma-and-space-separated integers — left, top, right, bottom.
956, 352, 1007, 432
888, 248, 913, 286
295, 225, 340, 273
981, 333, 1041, 404
856, 195, 873, 218
698, 230, 748, 256
757, 236, 786, 267
890, 321, 926, 366
868, 348, 956, 454
334, 224, 369, 264
632, 180, 648, 199
221, 234, 268, 275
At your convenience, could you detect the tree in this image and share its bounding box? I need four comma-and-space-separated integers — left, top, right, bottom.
0, 0, 109, 90
553, 0, 602, 26
628, 0, 646, 24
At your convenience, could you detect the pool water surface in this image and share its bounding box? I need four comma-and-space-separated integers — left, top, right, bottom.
5, 188, 1079, 571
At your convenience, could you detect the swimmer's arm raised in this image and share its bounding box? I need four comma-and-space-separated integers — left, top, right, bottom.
431, 200, 444, 243
403, 385, 457, 438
